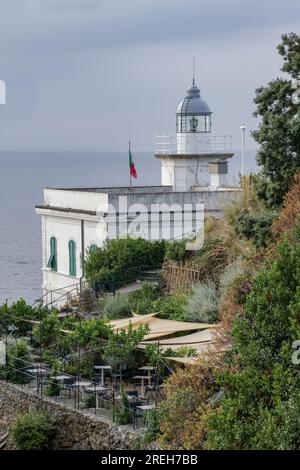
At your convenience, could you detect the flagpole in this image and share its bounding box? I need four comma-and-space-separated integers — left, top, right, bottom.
129, 140, 132, 187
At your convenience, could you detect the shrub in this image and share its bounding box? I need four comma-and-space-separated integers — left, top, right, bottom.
103, 294, 131, 319
6, 339, 31, 384
163, 346, 197, 357
143, 408, 163, 442
83, 393, 96, 409
154, 292, 187, 321
205, 240, 300, 450
159, 362, 218, 449
114, 389, 134, 425
164, 241, 186, 262
159, 386, 205, 449
0, 299, 50, 338
219, 260, 245, 296
45, 380, 60, 397
185, 282, 219, 323
11, 412, 56, 450
234, 210, 277, 248
272, 171, 300, 242
85, 238, 166, 288
195, 238, 231, 284
129, 283, 161, 314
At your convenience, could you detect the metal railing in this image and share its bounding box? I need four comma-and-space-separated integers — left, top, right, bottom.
1, 355, 163, 428
32, 265, 162, 310
155, 134, 232, 154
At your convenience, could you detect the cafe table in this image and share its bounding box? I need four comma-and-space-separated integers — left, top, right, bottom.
93, 365, 112, 385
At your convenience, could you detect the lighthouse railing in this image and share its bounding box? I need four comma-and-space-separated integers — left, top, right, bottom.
155, 134, 232, 154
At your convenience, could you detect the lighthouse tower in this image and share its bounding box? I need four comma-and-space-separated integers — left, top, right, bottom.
155, 80, 233, 191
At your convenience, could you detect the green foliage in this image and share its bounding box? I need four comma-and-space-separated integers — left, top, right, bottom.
68, 317, 112, 349
234, 210, 277, 247
114, 389, 134, 425
32, 311, 61, 347
143, 408, 163, 443
0, 299, 50, 338
163, 345, 197, 358
205, 239, 300, 450
104, 323, 149, 370
83, 393, 96, 409
252, 33, 300, 208
185, 282, 219, 323
129, 283, 161, 315
5, 339, 31, 384
11, 412, 56, 450
85, 238, 166, 287
103, 294, 131, 319
144, 343, 165, 375
45, 379, 60, 397
164, 241, 186, 262
153, 292, 187, 321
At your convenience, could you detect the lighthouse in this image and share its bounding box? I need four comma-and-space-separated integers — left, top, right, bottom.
156, 80, 233, 191
36, 78, 240, 305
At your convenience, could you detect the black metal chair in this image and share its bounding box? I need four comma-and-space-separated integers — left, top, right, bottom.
131, 401, 145, 429
63, 377, 75, 398
127, 390, 139, 399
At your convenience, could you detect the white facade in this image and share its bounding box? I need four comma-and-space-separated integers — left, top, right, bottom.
160, 155, 211, 190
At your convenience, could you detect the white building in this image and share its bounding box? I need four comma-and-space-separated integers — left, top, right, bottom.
35, 80, 240, 303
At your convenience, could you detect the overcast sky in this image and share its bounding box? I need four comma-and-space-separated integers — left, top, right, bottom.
0, 0, 299, 152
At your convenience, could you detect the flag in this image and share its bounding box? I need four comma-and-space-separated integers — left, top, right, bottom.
129, 147, 137, 179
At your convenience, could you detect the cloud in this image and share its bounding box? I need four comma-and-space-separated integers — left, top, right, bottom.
0, 0, 299, 151
0, 0, 300, 56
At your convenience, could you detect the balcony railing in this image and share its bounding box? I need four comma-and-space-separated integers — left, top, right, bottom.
155, 134, 232, 155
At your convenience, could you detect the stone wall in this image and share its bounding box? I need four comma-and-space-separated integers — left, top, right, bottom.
0, 381, 135, 450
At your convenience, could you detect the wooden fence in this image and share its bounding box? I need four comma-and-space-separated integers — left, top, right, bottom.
162, 261, 203, 292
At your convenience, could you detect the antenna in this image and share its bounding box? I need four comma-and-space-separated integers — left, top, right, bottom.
192, 56, 195, 85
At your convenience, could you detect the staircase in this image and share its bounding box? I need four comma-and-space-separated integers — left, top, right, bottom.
137, 269, 162, 283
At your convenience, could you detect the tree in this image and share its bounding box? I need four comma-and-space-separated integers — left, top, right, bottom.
205, 240, 300, 450
103, 323, 148, 372
253, 33, 300, 208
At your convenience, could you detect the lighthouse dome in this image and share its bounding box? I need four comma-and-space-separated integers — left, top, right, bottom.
176, 83, 211, 116
176, 81, 212, 134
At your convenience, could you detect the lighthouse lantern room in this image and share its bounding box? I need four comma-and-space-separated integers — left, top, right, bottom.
156, 79, 233, 191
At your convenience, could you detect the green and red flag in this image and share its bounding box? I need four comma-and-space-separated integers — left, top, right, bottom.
129, 144, 137, 179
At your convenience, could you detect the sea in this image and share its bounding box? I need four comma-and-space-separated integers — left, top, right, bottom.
0, 149, 257, 305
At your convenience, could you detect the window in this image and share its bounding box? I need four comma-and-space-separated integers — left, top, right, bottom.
47, 237, 57, 271
68, 240, 76, 276
89, 244, 97, 252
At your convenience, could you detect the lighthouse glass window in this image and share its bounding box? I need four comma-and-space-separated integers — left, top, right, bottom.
190, 117, 198, 132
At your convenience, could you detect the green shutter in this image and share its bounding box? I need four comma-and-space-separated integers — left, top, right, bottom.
89, 244, 97, 252
47, 237, 57, 271
69, 240, 76, 276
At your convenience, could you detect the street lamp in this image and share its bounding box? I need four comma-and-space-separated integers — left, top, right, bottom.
240, 124, 246, 178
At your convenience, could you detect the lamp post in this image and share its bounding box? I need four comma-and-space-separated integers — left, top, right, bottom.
240, 124, 246, 178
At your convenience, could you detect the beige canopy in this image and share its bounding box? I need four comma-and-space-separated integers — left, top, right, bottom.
138, 328, 218, 353
109, 313, 220, 364
110, 313, 215, 340
140, 327, 217, 345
